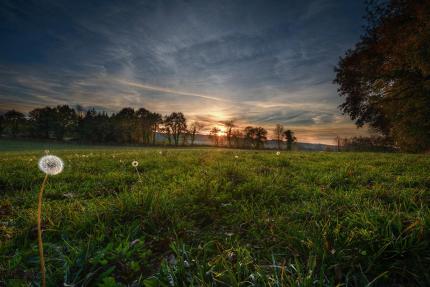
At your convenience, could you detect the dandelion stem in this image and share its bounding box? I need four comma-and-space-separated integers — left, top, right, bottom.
37, 173, 48, 287
135, 167, 142, 182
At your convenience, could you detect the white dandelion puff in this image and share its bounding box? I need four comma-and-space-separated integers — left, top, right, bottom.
132, 160, 142, 182
38, 155, 64, 175
234, 155, 239, 159
276, 151, 281, 156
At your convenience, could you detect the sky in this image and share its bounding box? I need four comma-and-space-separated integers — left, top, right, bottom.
0, 0, 370, 144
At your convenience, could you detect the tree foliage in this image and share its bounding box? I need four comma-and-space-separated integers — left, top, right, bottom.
334, 0, 430, 152
163, 112, 187, 146
283, 129, 296, 150
3, 110, 26, 138
244, 126, 268, 149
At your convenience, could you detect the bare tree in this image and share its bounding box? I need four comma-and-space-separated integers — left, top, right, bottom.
209, 127, 221, 146
189, 121, 205, 146
231, 129, 243, 148
334, 136, 341, 152
223, 120, 236, 147
274, 124, 284, 150
164, 112, 187, 146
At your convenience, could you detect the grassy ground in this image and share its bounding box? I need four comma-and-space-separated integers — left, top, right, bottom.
0, 140, 429, 286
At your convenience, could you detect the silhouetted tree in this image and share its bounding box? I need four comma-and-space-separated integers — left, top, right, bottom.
149, 112, 162, 145
254, 127, 267, 149
209, 127, 221, 146
4, 110, 26, 138
181, 129, 191, 146
244, 126, 267, 149
136, 108, 151, 144
189, 121, 204, 146
160, 125, 172, 145
274, 124, 284, 150
29, 107, 54, 138
231, 129, 243, 148
78, 109, 113, 143
28, 105, 78, 140
53, 105, 78, 140
334, 0, 430, 152
283, 129, 296, 150
223, 120, 236, 147
164, 112, 187, 146
113, 108, 137, 144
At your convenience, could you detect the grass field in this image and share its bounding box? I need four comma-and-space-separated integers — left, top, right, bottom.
1, 140, 429, 286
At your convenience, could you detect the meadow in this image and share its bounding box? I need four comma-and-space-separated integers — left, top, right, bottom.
0, 140, 429, 286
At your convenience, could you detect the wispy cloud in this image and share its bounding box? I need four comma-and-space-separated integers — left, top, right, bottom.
0, 0, 367, 143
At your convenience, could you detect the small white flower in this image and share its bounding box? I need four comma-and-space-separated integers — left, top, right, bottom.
276, 151, 280, 156
38, 155, 64, 175
234, 155, 239, 159
132, 161, 139, 167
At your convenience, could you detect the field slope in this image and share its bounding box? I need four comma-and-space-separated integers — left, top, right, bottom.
1, 143, 429, 286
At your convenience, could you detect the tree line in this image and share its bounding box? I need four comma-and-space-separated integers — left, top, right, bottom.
0, 105, 297, 149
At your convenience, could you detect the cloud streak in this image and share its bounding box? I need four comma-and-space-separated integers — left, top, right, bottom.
115, 79, 227, 103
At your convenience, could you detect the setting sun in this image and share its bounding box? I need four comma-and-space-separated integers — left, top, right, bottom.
216, 126, 226, 136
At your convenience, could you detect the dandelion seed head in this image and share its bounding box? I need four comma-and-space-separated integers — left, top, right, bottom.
234, 155, 239, 159
38, 155, 64, 175
132, 160, 139, 167
276, 151, 281, 156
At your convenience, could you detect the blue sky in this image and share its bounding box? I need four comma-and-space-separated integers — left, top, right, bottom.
0, 0, 369, 143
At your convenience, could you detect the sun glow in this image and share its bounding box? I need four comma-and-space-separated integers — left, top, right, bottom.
216, 126, 227, 136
